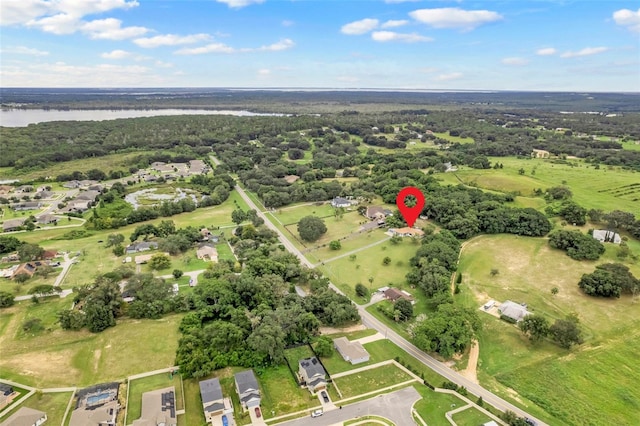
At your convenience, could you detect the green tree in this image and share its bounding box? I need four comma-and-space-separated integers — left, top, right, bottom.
17, 243, 44, 261
173, 269, 184, 279
550, 315, 583, 349
314, 336, 334, 357
13, 273, 31, 283
58, 310, 87, 330
231, 208, 247, 225
105, 233, 125, 247
382, 256, 391, 265
0, 291, 15, 308
112, 244, 125, 256
519, 315, 550, 342
413, 304, 482, 358
355, 283, 368, 298
22, 318, 44, 333
85, 301, 116, 333
395, 298, 413, 321
148, 254, 171, 270
297, 216, 327, 242
329, 240, 341, 250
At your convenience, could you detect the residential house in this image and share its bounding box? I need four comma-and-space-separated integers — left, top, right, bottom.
132, 387, 177, 426
69, 382, 119, 426
11, 263, 37, 279
196, 244, 218, 262
298, 357, 327, 394
66, 200, 92, 213
0, 253, 19, 263
0, 384, 14, 408
200, 228, 218, 242
333, 337, 370, 365
388, 227, 425, 238
0, 265, 19, 278
200, 378, 233, 421
330, 197, 355, 208
42, 250, 58, 260
88, 184, 104, 192
14, 185, 34, 194
189, 159, 208, 174
443, 162, 458, 172
36, 214, 59, 225
383, 288, 415, 305
125, 241, 158, 254
592, 230, 622, 244
63, 180, 81, 189
234, 370, 261, 411
3, 218, 25, 232
12, 201, 42, 211
1, 407, 47, 426
364, 206, 392, 221
76, 190, 101, 202
34, 190, 54, 199
531, 149, 550, 159
499, 301, 530, 323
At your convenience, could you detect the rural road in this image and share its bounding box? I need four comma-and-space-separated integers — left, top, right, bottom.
13, 252, 75, 301
232, 182, 547, 426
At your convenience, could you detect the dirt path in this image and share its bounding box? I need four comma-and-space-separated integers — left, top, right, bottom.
319, 323, 366, 335
460, 339, 479, 384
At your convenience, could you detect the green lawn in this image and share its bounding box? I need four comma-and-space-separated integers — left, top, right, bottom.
458, 233, 640, 425
413, 385, 465, 426
126, 373, 184, 423
284, 345, 315, 367
257, 365, 319, 417
0, 391, 73, 425
451, 406, 493, 426
182, 378, 208, 426
438, 156, 640, 212
272, 202, 336, 225
318, 237, 420, 299
332, 364, 413, 398
0, 311, 182, 388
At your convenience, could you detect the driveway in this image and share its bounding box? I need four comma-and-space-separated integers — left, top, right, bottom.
274, 387, 421, 426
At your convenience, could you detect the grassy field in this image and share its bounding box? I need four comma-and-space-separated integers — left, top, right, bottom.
437, 157, 640, 212
0, 391, 73, 425
0, 309, 182, 388
318, 237, 420, 298
258, 365, 319, 417
457, 234, 640, 425
451, 406, 493, 426
413, 386, 465, 426
182, 377, 208, 426
272, 202, 336, 225
126, 373, 184, 424
332, 363, 413, 398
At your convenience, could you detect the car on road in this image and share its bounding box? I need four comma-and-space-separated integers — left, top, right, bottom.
321, 390, 329, 403
222, 414, 228, 426
311, 409, 323, 418
255, 407, 261, 418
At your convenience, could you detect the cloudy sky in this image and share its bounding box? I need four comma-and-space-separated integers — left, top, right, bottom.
1, 0, 638, 91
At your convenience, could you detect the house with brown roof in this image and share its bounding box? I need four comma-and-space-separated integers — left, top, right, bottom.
11, 263, 38, 279
0, 406, 47, 426
383, 288, 415, 304
196, 244, 218, 262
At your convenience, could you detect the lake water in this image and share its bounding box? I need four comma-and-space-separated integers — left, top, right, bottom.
0, 108, 286, 127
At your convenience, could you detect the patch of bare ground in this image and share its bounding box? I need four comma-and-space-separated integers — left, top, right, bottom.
460, 340, 479, 384
320, 323, 366, 335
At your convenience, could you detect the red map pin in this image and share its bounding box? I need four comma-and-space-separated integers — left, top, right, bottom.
396, 186, 425, 228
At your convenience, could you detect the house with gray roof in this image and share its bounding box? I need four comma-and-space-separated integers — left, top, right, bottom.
298, 357, 327, 394
234, 370, 261, 411
3, 218, 25, 232
0, 406, 47, 426
499, 300, 530, 323
334, 337, 370, 365
131, 387, 177, 426
199, 378, 225, 420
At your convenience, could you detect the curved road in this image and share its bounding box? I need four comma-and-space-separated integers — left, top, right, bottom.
233, 182, 546, 425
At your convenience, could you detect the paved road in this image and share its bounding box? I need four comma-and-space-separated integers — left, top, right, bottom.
233, 182, 546, 426
276, 387, 421, 426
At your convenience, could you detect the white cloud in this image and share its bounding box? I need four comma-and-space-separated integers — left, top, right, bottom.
215, 0, 264, 8
536, 47, 557, 56
341, 18, 379, 35
613, 8, 640, 33
101, 49, 131, 59
501, 57, 529, 66
371, 31, 433, 43
175, 43, 236, 55
81, 18, 148, 40
155, 60, 173, 68
258, 69, 271, 75
26, 12, 79, 34
1, 45, 49, 56
435, 72, 463, 81
281, 20, 294, 27
1, 0, 140, 26
256, 38, 295, 51
410, 7, 503, 31
561, 47, 608, 58
134, 33, 211, 48
381, 19, 409, 29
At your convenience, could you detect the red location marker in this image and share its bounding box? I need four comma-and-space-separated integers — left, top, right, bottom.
396, 186, 425, 228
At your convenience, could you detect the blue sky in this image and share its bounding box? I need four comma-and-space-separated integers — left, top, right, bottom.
1, 0, 638, 91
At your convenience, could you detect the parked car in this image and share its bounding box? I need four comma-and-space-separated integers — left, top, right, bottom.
255, 407, 261, 418
311, 409, 323, 418
321, 390, 329, 403
222, 415, 228, 426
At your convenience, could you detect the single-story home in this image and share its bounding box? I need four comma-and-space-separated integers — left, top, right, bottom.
384, 288, 415, 304
592, 230, 622, 244
389, 227, 425, 238
132, 387, 177, 426
75, 190, 101, 201
196, 244, 218, 262
69, 382, 119, 426
12, 201, 42, 211
333, 337, 370, 365
36, 214, 59, 225
364, 206, 392, 221
3, 218, 25, 232
298, 357, 327, 394
126, 241, 159, 254
234, 370, 261, 411
0, 265, 19, 278
0, 406, 47, 426
330, 197, 355, 208
11, 263, 37, 279
499, 301, 530, 323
